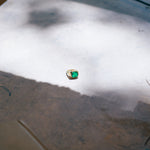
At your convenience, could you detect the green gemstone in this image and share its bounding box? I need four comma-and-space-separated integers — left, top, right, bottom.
71, 71, 78, 78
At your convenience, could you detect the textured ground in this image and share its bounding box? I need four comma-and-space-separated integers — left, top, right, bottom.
0, 71, 150, 150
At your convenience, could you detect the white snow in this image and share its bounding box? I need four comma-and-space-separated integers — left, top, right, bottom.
0, 0, 150, 99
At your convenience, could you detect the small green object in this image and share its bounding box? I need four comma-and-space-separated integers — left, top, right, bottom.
71, 71, 78, 78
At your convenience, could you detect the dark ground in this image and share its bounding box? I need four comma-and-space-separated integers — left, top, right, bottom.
0, 71, 150, 150
0, 0, 6, 6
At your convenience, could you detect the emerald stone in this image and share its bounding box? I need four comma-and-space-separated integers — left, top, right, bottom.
71, 71, 78, 78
